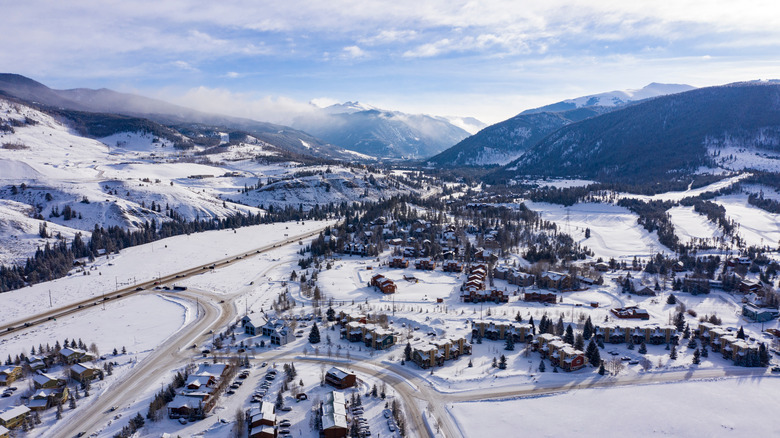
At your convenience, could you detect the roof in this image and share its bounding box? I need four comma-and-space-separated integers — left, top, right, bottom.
0, 405, 30, 422
168, 394, 197, 410
326, 367, 353, 380
0, 425, 8, 435
59, 347, 86, 357
33, 373, 58, 385
71, 363, 98, 374
250, 402, 276, 424
322, 391, 348, 430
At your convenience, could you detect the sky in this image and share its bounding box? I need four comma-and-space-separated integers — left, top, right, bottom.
2, 0, 780, 125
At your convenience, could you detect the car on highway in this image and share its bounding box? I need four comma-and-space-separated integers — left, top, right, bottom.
260, 362, 268, 367
135, 287, 144, 291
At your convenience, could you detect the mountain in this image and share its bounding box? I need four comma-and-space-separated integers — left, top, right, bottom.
495, 81, 780, 184
428, 83, 694, 167
521, 83, 696, 115
291, 102, 472, 159
0, 73, 363, 161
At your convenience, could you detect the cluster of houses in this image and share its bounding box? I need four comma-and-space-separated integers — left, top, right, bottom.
167, 362, 231, 420
410, 335, 471, 369
242, 316, 296, 346
534, 334, 588, 371
493, 266, 535, 287
698, 323, 765, 366
0, 347, 102, 416
337, 312, 396, 350
319, 390, 349, 438
593, 324, 678, 345
369, 274, 397, 294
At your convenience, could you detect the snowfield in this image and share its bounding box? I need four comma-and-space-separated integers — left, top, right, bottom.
525, 201, 673, 259
716, 194, 780, 247
451, 378, 780, 437
668, 205, 723, 244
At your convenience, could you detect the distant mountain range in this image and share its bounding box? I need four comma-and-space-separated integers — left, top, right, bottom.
291, 101, 476, 160
427, 83, 694, 167
494, 81, 780, 184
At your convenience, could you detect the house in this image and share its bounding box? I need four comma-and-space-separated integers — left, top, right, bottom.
167, 394, 200, 419
28, 387, 68, 411
243, 315, 266, 336
320, 391, 348, 438
70, 363, 102, 383
411, 343, 438, 368
370, 274, 397, 294
508, 271, 535, 287
460, 288, 509, 303
523, 292, 558, 303
59, 347, 92, 364
249, 401, 276, 429
630, 279, 655, 296
739, 279, 762, 294
0, 425, 8, 438
389, 256, 409, 268
539, 271, 572, 291
0, 406, 30, 429
32, 372, 61, 389
247, 318, 295, 345
610, 306, 650, 320
325, 367, 356, 389
442, 260, 463, 272
594, 262, 610, 272
0, 365, 22, 386
742, 303, 780, 322
414, 258, 436, 270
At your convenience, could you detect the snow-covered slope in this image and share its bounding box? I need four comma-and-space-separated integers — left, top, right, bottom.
522, 83, 695, 114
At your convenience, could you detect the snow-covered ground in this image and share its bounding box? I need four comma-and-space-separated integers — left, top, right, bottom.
716, 194, 780, 248
668, 205, 723, 244
451, 378, 780, 437
0, 219, 334, 325
617, 173, 749, 202
525, 201, 673, 259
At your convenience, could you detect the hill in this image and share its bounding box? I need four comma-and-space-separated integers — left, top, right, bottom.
495, 82, 780, 184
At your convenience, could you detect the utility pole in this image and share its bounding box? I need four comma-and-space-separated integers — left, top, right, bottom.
49, 289, 52, 308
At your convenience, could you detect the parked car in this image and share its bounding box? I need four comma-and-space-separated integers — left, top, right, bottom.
279, 420, 291, 427
771, 366, 780, 373
280, 406, 292, 412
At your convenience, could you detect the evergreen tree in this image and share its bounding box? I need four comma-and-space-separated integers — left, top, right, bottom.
598, 362, 606, 375
404, 342, 412, 362
638, 342, 647, 354
669, 345, 678, 360
505, 335, 515, 351
586, 339, 600, 366
683, 324, 691, 339
308, 323, 321, 344
692, 348, 701, 365
667, 294, 677, 304
538, 360, 546, 372
627, 338, 635, 350
759, 343, 770, 367
514, 311, 522, 323
555, 315, 565, 336
564, 325, 574, 345
574, 333, 585, 351
736, 326, 745, 340
528, 316, 535, 335
498, 355, 507, 370
275, 390, 284, 409
468, 359, 473, 367
492, 357, 497, 368
701, 345, 709, 358
687, 337, 697, 349
583, 316, 593, 340
326, 307, 336, 321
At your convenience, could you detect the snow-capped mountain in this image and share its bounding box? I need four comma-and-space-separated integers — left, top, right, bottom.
521, 83, 696, 114
292, 102, 475, 160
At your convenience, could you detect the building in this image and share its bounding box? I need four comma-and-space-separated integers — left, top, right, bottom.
243, 317, 296, 345
742, 303, 780, 322
70, 363, 103, 383
411, 343, 438, 369
59, 347, 93, 365
249, 401, 276, 438
523, 292, 558, 303
630, 279, 656, 296
442, 260, 463, 272
28, 387, 69, 411
325, 367, 356, 389
167, 395, 201, 419
0, 366, 22, 387
389, 256, 409, 268
320, 391, 348, 438
471, 321, 533, 342
242, 315, 266, 336
739, 279, 762, 294
683, 277, 710, 294
414, 258, 436, 270
0, 406, 30, 429
32, 373, 61, 389
611, 306, 650, 320
0, 425, 8, 438
460, 288, 509, 303
370, 274, 397, 294
539, 271, 572, 291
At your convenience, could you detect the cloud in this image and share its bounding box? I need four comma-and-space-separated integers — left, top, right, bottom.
342, 45, 368, 59
172, 60, 198, 71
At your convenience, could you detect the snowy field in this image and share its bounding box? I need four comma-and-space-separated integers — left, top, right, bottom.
451, 378, 780, 437
524, 202, 672, 259
617, 173, 749, 202
715, 194, 780, 248
668, 205, 723, 244
0, 219, 334, 325
0, 294, 192, 360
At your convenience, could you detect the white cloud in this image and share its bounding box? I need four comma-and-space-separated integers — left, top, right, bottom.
342, 45, 368, 59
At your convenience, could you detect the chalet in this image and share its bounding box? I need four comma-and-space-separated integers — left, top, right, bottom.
473, 249, 498, 263
742, 303, 780, 322
167, 395, 201, 419
242, 315, 266, 336
539, 271, 572, 291
249, 401, 276, 430
325, 367, 356, 389
0, 365, 22, 386
523, 291, 558, 304
508, 271, 535, 287
683, 277, 710, 294
70, 363, 102, 383
594, 262, 610, 272
739, 279, 762, 294
611, 306, 650, 320
442, 260, 463, 273
389, 256, 409, 268
0, 406, 30, 429
370, 274, 397, 294
59, 347, 92, 365
246, 318, 295, 345
32, 372, 61, 389
320, 391, 348, 438
414, 258, 436, 270
402, 247, 417, 258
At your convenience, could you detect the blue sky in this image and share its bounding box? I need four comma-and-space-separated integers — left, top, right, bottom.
3, 1, 780, 124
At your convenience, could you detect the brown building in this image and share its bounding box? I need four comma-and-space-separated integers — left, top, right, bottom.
523, 292, 558, 303
325, 367, 356, 389
414, 258, 436, 270
320, 391, 348, 438
370, 274, 397, 294
442, 260, 463, 272
389, 256, 409, 268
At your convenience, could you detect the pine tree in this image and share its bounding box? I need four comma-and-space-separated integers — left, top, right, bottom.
528, 316, 535, 335
492, 357, 497, 368
586, 339, 600, 366
759, 343, 770, 367
308, 323, 321, 344
598, 362, 606, 375
737, 326, 745, 340
638, 342, 647, 354
692, 348, 701, 365
687, 338, 697, 349
514, 311, 522, 323
667, 294, 677, 304
498, 355, 507, 370
555, 315, 564, 336
538, 360, 546, 372
701, 345, 709, 358
564, 325, 574, 345
404, 342, 412, 362
468, 359, 473, 368
669, 345, 677, 360
505, 335, 515, 351
583, 316, 593, 340
574, 333, 584, 351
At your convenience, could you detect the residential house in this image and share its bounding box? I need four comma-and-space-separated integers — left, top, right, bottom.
70, 363, 102, 383
471, 321, 533, 343
325, 367, 356, 389
32, 373, 61, 389
389, 256, 409, 268
411, 343, 438, 369
683, 277, 710, 294
742, 303, 780, 322
739, 279, 762, 294
442, 260, 463, 272
59, 347, 93, 365
320, 391, 348, 438
0, 406, 30, 429
249, 401, 276, 433
0, 425, 8, 438
28, 387, 68, 411
167, 395, 201, 419
370, 274, 397, 294
523, 292, 558, 304
460, 288, 509, 303
245, 318, 295, 345
539, 271, 572, 291
630, 279, 656, 296
414, 258, 436, 270
0, 365, 22, 387
611, 306, 650, 320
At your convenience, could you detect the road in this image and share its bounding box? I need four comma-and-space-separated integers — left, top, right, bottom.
0, 225, 329, 334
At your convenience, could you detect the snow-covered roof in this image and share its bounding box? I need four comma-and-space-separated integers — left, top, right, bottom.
326, 367, 352, 380
33, 373, 58, 385
0, 405, 30, 422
